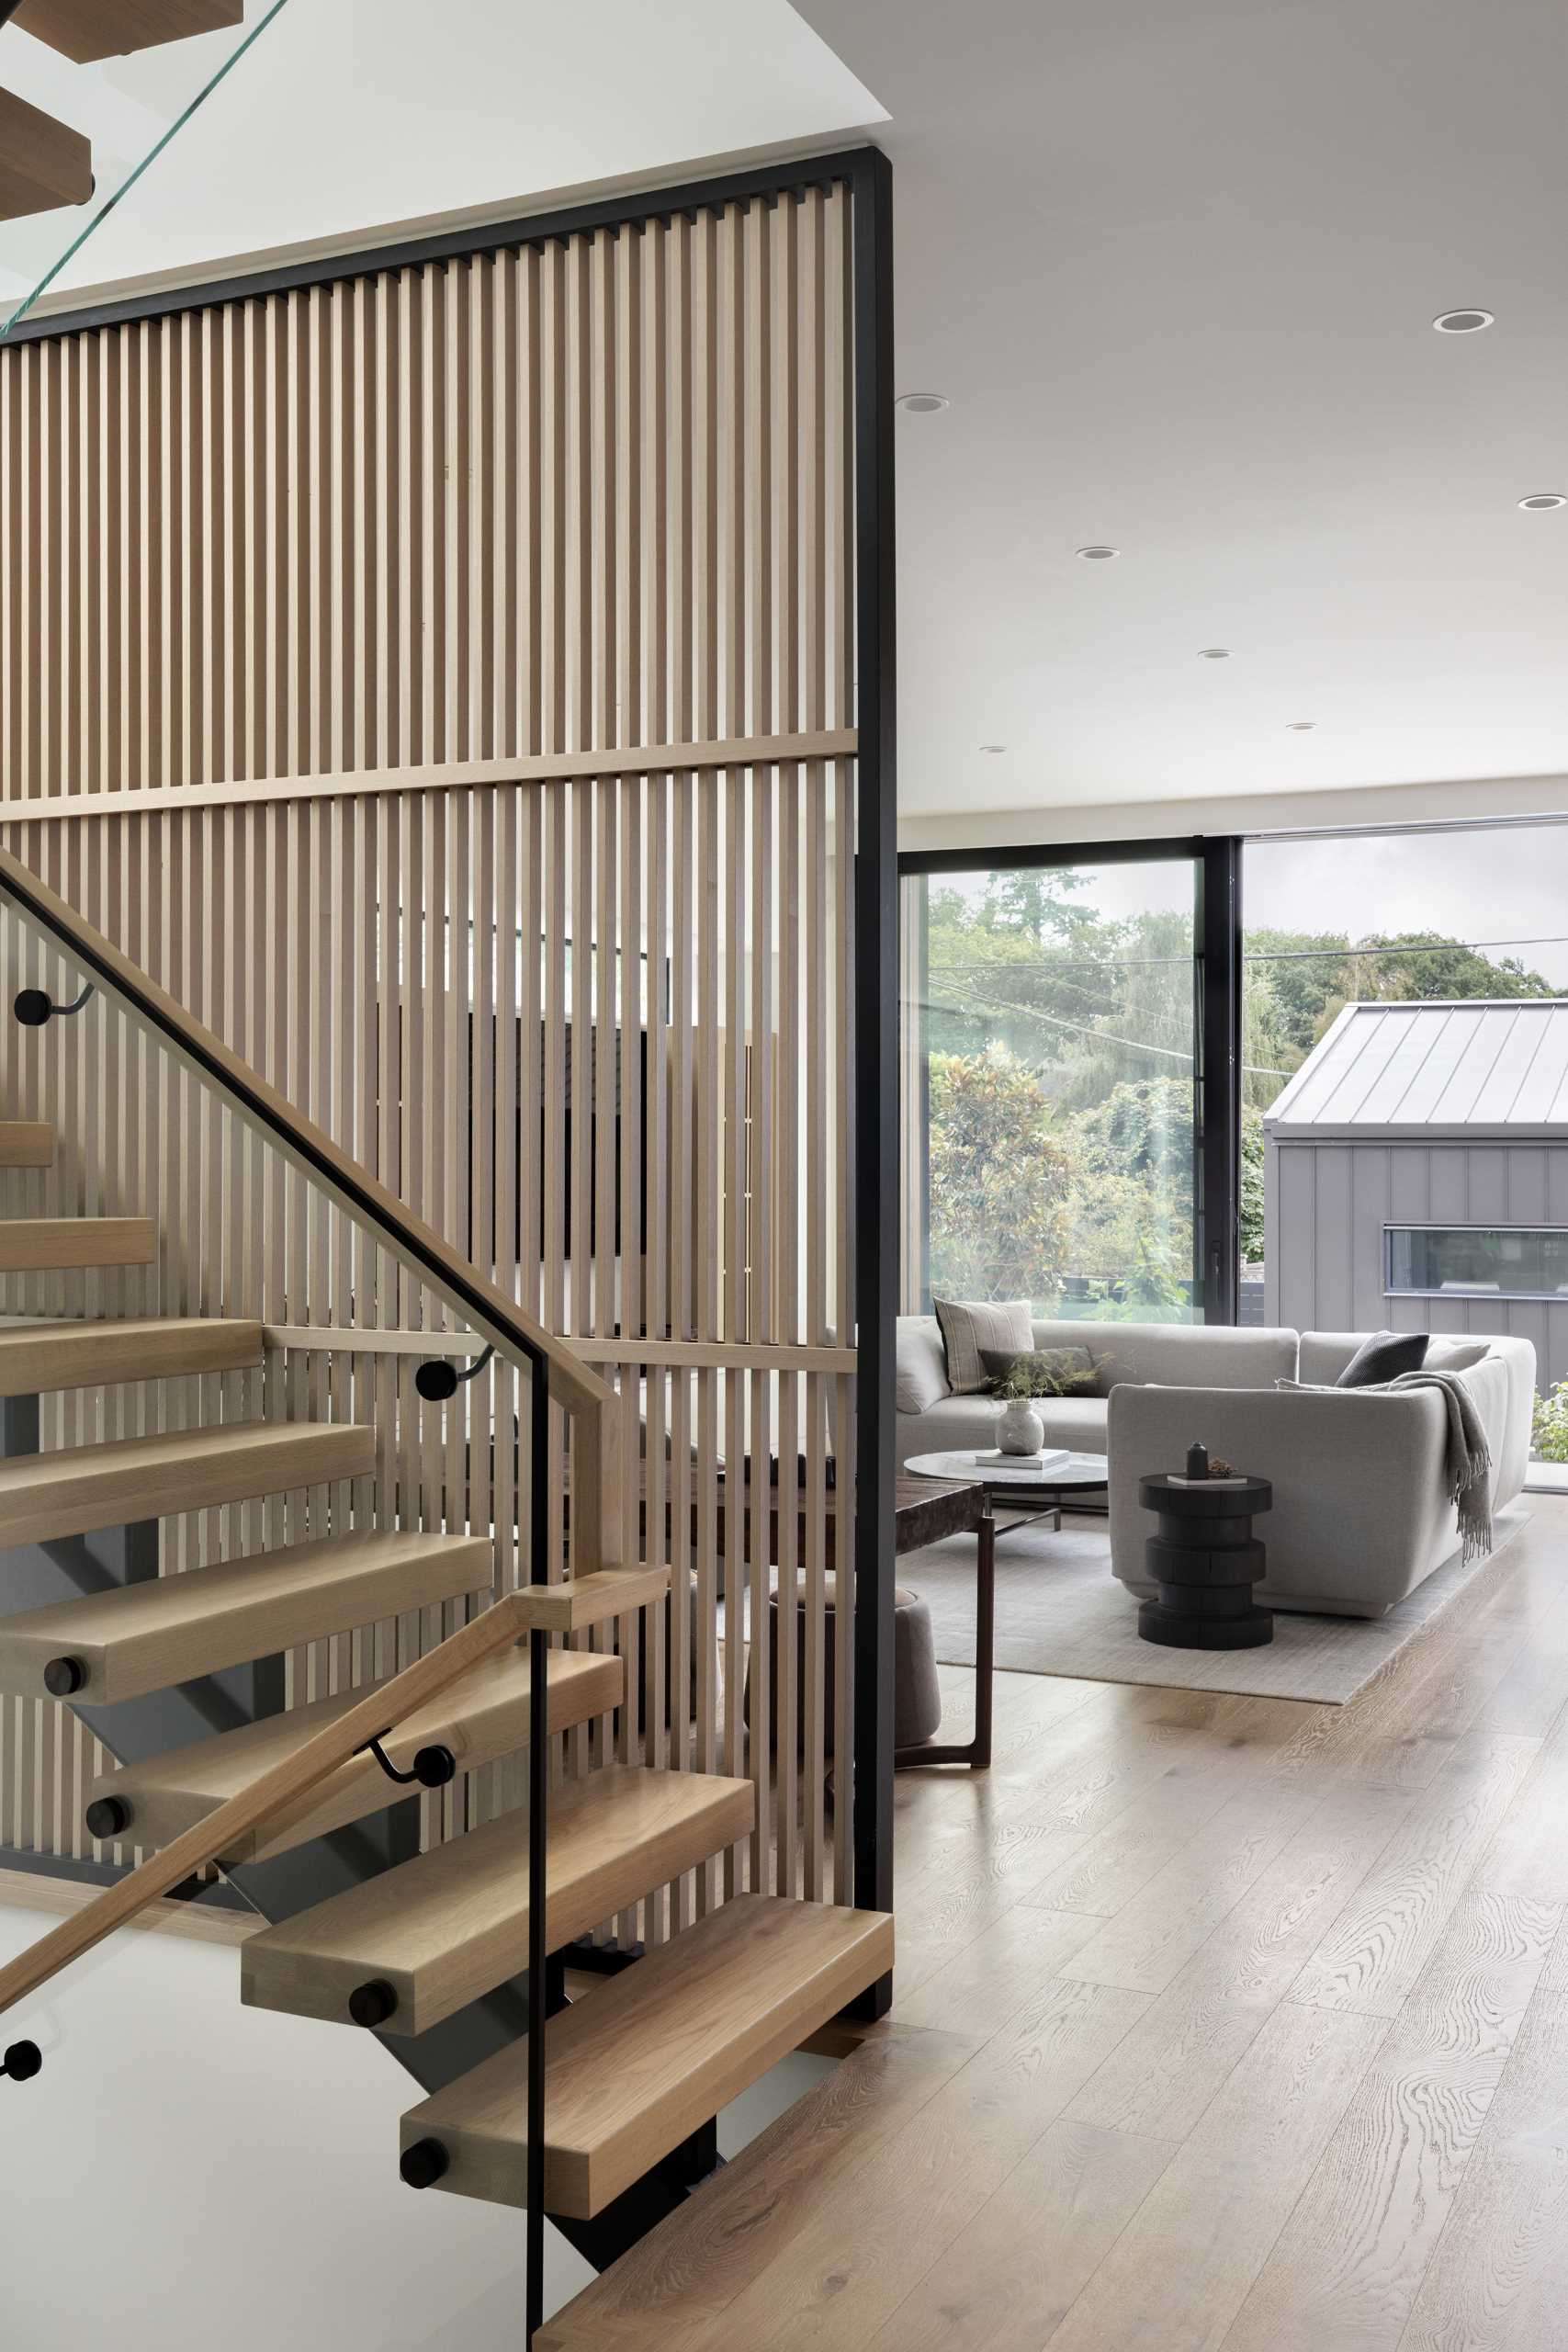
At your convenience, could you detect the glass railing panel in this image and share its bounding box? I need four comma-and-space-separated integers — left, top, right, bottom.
0, 0, 293, 337
0, 849, 623, 1879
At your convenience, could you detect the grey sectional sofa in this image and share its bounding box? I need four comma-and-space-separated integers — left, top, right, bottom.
896, 1315, 1535, 1619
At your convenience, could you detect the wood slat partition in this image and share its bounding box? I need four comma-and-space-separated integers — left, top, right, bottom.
0, 180, 861, 1924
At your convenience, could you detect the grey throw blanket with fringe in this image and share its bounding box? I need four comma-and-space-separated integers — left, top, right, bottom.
1277, 1367, 1494, 1561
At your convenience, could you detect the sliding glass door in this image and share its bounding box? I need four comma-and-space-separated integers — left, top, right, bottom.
900, 847, 1208, 1324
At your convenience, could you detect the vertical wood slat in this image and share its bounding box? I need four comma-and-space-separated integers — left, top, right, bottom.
0, 188, 858, 1923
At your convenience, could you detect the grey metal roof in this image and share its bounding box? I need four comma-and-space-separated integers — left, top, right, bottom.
1264, 999, 1568, 1139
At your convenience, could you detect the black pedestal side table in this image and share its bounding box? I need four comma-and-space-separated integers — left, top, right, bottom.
1136, 1474, 1274, 1650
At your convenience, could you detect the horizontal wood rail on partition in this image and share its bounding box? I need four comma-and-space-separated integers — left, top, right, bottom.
0, 1584, 661, 2018
260, 1327, 858, 1376
0, 845, 623, 1566
0, 730, 859, 824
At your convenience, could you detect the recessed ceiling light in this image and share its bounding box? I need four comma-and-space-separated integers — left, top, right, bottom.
979, 743, 1007, 753
1285, 720, 1317, 732
1518, 492, 1568, 512
1198, 647, 1231, 660
897, 391, 950, 413
1077, 545, 1120, 561
1432, 308, 1494, 334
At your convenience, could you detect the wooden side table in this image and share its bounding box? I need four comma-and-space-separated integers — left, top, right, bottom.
1136, 1474, 1273, 1649
892, 1476, 995, 1771
747, 1476, 1001, 1769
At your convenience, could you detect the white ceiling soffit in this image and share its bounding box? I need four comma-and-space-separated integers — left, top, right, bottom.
795, 0, 1568, 819
25, 0, 885, 311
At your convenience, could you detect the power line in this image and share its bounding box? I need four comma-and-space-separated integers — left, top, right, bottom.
1247, 935, 1568, 967
924, 978, 1292, 1079
927, 933, 1568, 977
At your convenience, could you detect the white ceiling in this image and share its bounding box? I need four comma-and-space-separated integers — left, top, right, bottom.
795, 0, 1568, 819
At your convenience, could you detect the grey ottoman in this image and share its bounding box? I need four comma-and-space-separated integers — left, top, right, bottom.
750, 1575, 942, 1753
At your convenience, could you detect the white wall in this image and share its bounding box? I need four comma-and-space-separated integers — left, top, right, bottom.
898, 770, 1568, 854
0, 1897, 829, 2349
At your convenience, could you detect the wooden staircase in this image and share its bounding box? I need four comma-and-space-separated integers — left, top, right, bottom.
0, 1099, 892, 2325
401, 1894, 895, 2219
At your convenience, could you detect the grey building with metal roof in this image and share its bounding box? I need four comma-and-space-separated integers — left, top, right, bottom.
1264, 1000, 1568, 1390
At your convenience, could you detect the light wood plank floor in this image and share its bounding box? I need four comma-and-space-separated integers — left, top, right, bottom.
539, 1497, 1568, 2351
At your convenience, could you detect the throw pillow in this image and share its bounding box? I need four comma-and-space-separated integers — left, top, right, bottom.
979, 1343, 1098, 1398
896, 1320, 950, 1415
1425, 1340, 1490, 1374
1336, 1329, 1430, 1388
933, 1297, 1033, 1396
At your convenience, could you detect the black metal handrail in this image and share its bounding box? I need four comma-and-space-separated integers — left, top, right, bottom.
0, 847, 572, 2341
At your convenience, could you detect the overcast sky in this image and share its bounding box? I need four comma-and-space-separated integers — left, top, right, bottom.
1244, 822, 1568, 987
953, 820, 1568, 990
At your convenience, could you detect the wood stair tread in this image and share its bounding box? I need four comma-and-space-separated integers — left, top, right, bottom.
0, 1122, 54, 1168
90, 1645, 621, 1860
0, 1316, 264, 1396
0, 1526, 488, 1705
12, 0, 244, 62
400, 1894, 895, 2219
0, 1418, 376, 1549
0, 1216, 157, 1272
0, 86, 93, 220
242, 1765, 755, 2039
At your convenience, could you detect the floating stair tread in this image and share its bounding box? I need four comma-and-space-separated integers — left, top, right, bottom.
0, 1216, 157, 1272
12, 0, 244, 62
0, 1525, 486, 1705
91, 1645, 621, 1860
0, 1418, 376, 1550
0, 1316, 264, 1396
0, 1123, 54, 1168
400, 1894, 895, 2219
242, 1765, 754, 2038
513, 1566, 671, 1633
0, 87, 93, 220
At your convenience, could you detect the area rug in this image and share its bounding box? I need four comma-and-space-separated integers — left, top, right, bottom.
900, 1504, 1531, 1704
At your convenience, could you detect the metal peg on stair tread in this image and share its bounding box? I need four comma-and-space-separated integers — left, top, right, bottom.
414, 1343, 494, 1402
43, 1656, 85, 1697
1, 2041, 41, 2084
400, 2138, 449, 2189
349, 1979, 399, 2029
85, 1795, 131, 1840
14, 982, 95, 1027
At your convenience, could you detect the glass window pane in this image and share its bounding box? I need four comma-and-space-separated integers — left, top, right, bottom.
1387, 1226, 1568, 1298
901, 857, 1201, 1324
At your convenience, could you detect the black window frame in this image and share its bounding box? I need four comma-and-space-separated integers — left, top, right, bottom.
897, 834, 1245, 1326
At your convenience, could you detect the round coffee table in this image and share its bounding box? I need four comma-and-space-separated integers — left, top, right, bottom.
905, 1450, 1109, 1521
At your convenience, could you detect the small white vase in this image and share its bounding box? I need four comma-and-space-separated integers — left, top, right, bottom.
998, 1397, 1044, 1456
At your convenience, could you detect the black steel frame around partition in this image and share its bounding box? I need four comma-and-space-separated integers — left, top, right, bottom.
899, 837, 1246, 1328
5, 142, 900, 2341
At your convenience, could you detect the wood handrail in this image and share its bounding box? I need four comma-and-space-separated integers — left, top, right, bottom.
0, 844, 623, 1562
0, 1589, 539, 2018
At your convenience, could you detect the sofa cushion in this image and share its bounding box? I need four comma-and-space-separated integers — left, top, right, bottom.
934, 1297, 1033, 1395
1026, 1319, 1300, 1392
1336, 1329, 1430, 1388
979, 1342, 1098, 1396
899, 1391, 1109, 1462
1426, 1339, 1490, 1373
1032, 1395, 1111, 1453
896, 1317, 949, 1415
